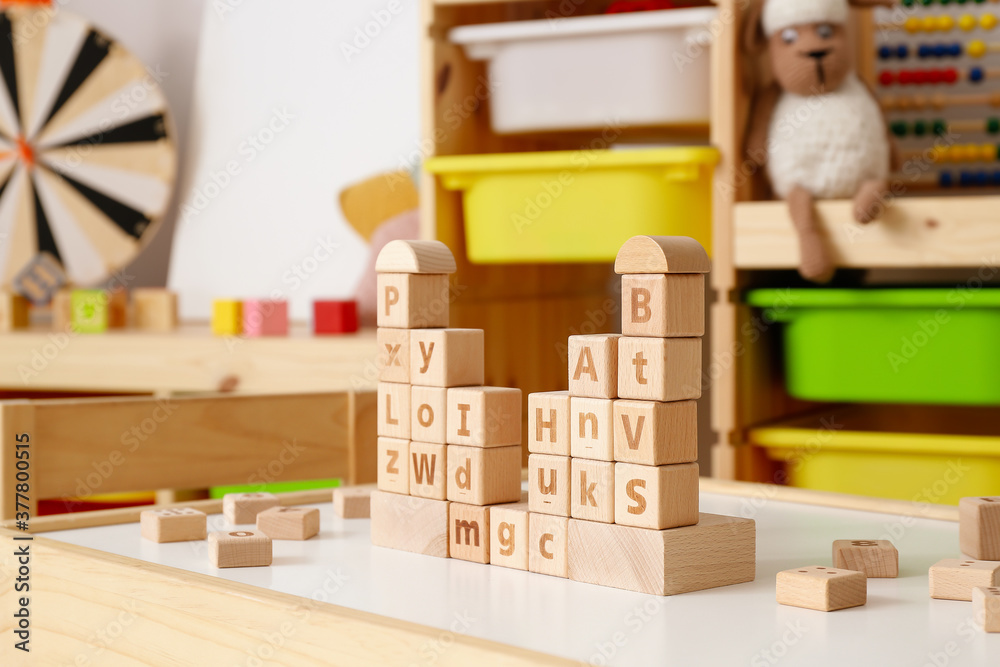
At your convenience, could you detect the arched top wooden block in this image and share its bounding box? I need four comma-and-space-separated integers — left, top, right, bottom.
375, 240, 457, 275
614, 236, 710, 275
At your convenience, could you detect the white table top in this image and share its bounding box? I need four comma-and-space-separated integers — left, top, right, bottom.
45, 492, 999, 666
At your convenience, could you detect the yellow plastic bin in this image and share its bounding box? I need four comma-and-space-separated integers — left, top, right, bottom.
425, 148, 717, 263
752, 405, 1000, 505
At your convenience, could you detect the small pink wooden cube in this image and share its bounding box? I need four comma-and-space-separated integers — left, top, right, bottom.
242, 299, 289, 337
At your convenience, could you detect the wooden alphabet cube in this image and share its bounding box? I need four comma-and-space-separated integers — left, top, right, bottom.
449, 503, 490, 564
568, 334, 620, 399
133, 288, 178, 332
832, 540, 899, 578
960, 497, 1000, 561
377, 382, 410, 439
973, 587, 1000, 633
570, 397, 615, 461
212, 299, 242, 336
621, 274, 704, 338
529, 513, 569, 578
370, 490, 449, 557
617, 337, 702, 402
256, 506, 320, 540
376, 328, 410, 383
334, 485, 375, 519
777, 566, 867, 612
446, 386, 522, 447
571, 459, 614, 524
410, 441, 447, 500
208, 530, 273, 568
411, 385, 447, 444
930, 559, 1000, 601
0, 291, 29, 332
13, 252, 66, 305
242, 299, 289, 337
528, 454, 571, 517
376, 273, 450, 329
223, 492, 280, 525
490, 499, 530, 571
52, 288, 72, 332
614, 236, 711, 276
568, 513, 756, 596
528, 391, 571, 456
410, 328, 484, 387
613, 399, 697, 466
140, 507, 207, 543
377, 437, 409, 494
314, 299, 358, 334
614, 462, 699, 530
447, 444, 521, 506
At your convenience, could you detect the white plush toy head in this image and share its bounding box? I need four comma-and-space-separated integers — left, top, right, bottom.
762, 0, 849, 37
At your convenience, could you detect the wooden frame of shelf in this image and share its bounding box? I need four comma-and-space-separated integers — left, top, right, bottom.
710, 0, 1000, 481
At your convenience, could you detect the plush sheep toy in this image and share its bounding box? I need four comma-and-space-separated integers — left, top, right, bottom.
745, 0, 897, 282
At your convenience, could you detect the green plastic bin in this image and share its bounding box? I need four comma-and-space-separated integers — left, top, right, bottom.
746, 288, 1000, 405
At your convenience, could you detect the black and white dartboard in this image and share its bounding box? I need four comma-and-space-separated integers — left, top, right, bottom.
0, 5, 177, 288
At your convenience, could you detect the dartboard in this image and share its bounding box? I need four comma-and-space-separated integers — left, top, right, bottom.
0, 5, 177, 288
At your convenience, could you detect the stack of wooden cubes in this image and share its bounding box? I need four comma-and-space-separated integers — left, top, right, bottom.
370, 240, 523, 562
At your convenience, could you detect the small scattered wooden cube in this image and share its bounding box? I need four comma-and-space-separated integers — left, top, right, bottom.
377, 437, 409, 494
140, 507, 207, 543
833, 540, 899, 578
242, 299, 289, 337
409, 328, 484, 387
613, 399, 698, 466
0, 291, 29, 332
13, 252, 66, 305
930, 559, 1000, 601
621, 274, 704, 338
777, 566, 867, 612
528, 391, 572, 456
256, 506, 320, 540
52, 288, 72, 332
614, 462, 699, 530
446, 386, 522, 447
529, 513, 569, 578
208, 530, 272, 568
449, 503, 490, 564
376, 328, 410, 383
447, 444, 521, 506
490, 500, 530, 571
617, 337, 702, 402
973, 586, 1000, 633
377, 381, 410, 439
960, 497, 1000, 561
528, 454, 571, 517
212, 299, 243, 336
571, 459, 615, 524
223, 492, 280, 525
570, 397, 615, 461
370, 490, 449, 557
71, 289, 110, 334
133, 288, 178, 332
333, 485, 374, 519
409, 441, 447, 500
314, 300, 358, 334
568, 334, 620, 399
107, 289, 128, 329
614, 236, 711, 276
376, 274, 450, 329
411, 385, 447, 444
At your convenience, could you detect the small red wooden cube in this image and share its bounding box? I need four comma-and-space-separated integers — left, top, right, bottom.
314, 300, 358, 334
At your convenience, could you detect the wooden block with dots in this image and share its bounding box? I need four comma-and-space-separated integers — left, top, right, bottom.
777, 566, 867, 612
223, 492, 280, 525
960, 496, 1000, 561
974, 587, 1000, 633
209, 530, 273, 568
140, 508, 207, 543
832, 540, 899, 578
334, 485, 375, 519
930, 559, 1000, 601
256, 506, 320, 540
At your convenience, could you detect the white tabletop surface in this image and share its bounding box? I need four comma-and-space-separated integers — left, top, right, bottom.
45, 491, 999, 666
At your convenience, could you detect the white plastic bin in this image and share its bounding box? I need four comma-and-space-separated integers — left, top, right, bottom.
449, 8, 716, 134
